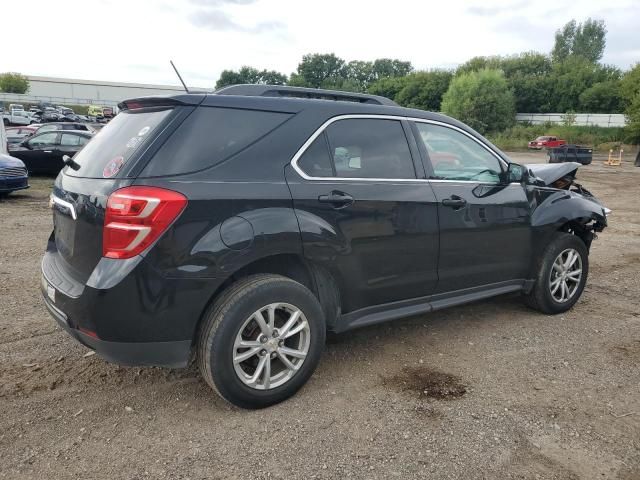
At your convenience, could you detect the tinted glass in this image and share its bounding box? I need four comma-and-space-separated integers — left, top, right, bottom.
142, 107, 291, 176
37, 125, 58, 133
66, 107, 172, 178
415, 123, 502, 182
296, 134, 333, 177
60, 133, 85, 146
325, 119, 415, 179
29, 132, 58, 146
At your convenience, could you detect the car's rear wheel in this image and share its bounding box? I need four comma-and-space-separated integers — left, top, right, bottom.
197, 274, 325, 409
523, 233, 588, 314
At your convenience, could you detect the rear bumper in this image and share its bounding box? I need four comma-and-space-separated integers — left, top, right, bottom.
40, 244, 220, 368
42, 292, 192, 368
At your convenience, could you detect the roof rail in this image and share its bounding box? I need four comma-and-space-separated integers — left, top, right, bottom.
214, 84, 398, 107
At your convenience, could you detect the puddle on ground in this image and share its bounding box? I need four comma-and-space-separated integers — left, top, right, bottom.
383, 366, 467, 400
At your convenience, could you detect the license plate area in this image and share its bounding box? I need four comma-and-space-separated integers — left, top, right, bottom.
54, 211, 75, 257
41, 275, 56, 303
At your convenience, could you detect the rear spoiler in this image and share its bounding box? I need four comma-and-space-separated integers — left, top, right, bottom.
118, 94, 206, 111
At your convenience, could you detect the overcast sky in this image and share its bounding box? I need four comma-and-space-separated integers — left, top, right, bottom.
2, 0, 638, 88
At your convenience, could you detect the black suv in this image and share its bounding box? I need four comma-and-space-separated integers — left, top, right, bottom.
42, 85, 608, 408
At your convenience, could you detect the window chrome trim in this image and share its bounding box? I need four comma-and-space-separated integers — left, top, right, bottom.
289, 114, 508, 183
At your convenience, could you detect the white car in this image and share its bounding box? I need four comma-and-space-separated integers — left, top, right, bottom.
2, 110, 35, 126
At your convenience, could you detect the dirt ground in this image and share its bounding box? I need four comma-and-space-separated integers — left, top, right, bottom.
0, 151, 638, 480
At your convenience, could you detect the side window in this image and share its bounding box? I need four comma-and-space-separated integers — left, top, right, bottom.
324, 119, 415, 179
60, 133, 82, 146
297, 134, 334, 177
415, 123, 502, 182
29, 132, 58, 147
142, 107, 292, 177
38, 125, 56, 134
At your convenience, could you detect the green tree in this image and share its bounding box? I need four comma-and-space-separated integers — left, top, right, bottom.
456, 52, 553, 112
394, 70, 453, 111
579, 80, 623, 113
548, 57, 621, 112
552, 18, 606, 64
367, 76, 408, 100
0, 72, 29, 94
344, 60, 374, 91
620, 64, 640, 146
620, 63, 640, 107
291, 53, 346, 88
370, 58, 413, 80
215, 66, 287, 89
440, 69, 515, 134
625, 94, 640, 145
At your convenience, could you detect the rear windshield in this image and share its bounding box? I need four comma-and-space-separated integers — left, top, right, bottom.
65, 108, 172, 178
140, 106, 291, 177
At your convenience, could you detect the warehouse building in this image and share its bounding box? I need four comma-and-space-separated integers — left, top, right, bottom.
0, 75, 213, 108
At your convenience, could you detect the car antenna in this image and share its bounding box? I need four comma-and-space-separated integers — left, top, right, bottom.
170, 60, 190, 94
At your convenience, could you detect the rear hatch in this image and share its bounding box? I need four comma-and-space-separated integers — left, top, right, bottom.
49, 101, 186, 284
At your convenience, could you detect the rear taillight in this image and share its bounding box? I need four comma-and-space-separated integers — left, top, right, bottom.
103, 186, 187, 259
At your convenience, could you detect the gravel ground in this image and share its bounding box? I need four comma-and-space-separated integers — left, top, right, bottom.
0, 151, 638, 480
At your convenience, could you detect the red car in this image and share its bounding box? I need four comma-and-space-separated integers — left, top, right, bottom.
528, 136, 566, 149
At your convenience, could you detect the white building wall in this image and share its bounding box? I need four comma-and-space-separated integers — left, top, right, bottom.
516, 113, 627, 128
25, 75, 194, 103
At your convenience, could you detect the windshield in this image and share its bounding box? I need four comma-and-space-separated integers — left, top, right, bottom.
65, 107, 173, 178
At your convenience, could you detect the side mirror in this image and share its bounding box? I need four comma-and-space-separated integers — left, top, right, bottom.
21, 140, 32, 149
505, 163, 525, 183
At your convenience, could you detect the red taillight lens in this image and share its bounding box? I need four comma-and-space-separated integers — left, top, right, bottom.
103, 186, 187, 259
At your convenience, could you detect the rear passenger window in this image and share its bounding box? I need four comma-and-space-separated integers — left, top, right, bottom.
297, 134, 334, 177
325, 119, 415, 179
142, 107, 292, 176
60, 134, 82, 146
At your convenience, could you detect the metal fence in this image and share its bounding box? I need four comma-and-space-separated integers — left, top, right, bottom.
516, 113, 627, 128
0, 92, 119, 109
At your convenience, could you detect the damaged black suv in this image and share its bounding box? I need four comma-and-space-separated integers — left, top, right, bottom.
42, 85, 609, 408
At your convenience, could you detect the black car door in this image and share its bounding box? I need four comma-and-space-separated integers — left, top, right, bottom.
21, 132, 60, 173
411, 121, 531, 293
286, 116, 440, 314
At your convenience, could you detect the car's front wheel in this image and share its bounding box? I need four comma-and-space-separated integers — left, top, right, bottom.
198, 274, 326, 409
524, 233, 589, 314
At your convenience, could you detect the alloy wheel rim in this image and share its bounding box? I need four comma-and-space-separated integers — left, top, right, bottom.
548, 248, 583, 303
232, 303, 310, 390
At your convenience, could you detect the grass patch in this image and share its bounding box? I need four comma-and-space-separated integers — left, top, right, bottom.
488, 123, 626, 152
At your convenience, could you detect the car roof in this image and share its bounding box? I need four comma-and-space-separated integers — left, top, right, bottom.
33, 129, 91, 136
119, 86, 466, 128
118, 85, 510, 163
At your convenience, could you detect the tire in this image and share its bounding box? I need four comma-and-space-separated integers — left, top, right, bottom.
523, 233, 589, 314
198, 274, 326, 409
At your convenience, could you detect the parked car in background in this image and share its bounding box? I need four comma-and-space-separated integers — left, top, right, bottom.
6, 126, 38, 144
9, 104, 25, 112
41, 111, 65, 123
548, 145, 593, 165
0, 153, 29, 196
0, 119, 7, 154
0, 118, 29, 195
40, 85, 610, 408
528, 136, 566, 150
9, 130, 91, 174
102, 106, 114, 118
3, 110, 37, 126
34, 123, 95, 135
87, 105, 105, 118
